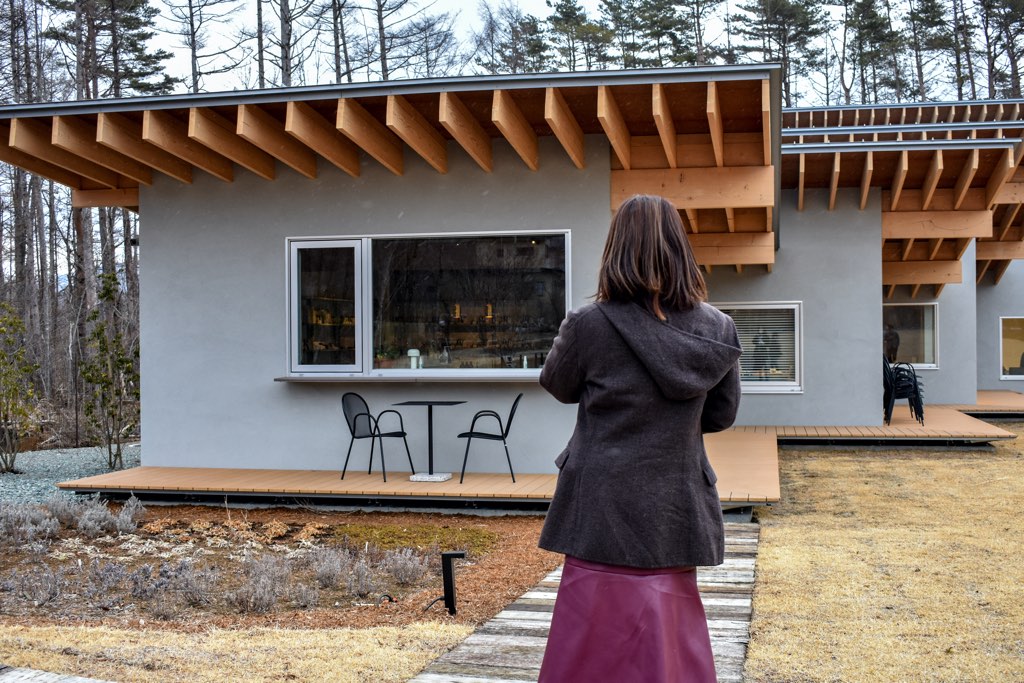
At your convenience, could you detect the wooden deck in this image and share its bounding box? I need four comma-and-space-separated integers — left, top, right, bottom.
58, 431, 781, 506
411, 522, 759, 683
947, 390, 1024, 416
732, 404, 1016, 443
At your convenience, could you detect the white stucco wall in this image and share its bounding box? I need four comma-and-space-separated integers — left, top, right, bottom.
704, 188, 884, 426
977, 259, 1024, 391
139, 137, 611, 474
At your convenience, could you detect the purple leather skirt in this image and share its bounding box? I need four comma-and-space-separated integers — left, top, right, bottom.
538, 556, 717, 683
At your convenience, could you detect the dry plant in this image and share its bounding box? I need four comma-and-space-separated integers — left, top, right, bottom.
744, 421, 1024, 683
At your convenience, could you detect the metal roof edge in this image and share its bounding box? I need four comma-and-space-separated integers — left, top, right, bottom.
0, 64, 784, 119
784, 96, 1024, 114
781, 138, 1020, 154
782, 120, 1024, 136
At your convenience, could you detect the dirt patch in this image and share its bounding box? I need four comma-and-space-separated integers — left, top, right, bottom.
744, 422, 1024, 683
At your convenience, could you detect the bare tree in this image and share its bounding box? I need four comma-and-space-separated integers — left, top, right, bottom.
162, 0, 246, 93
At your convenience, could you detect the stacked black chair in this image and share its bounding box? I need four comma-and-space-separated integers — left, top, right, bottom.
341, 392, 415, 482
883, 357, 924, 426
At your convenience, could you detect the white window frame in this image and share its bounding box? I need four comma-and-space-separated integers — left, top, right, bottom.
999, 316, 1024, 381
287, 238, 364, 375
285, 230, 572, 380
714, 301, 803, 394
883, 302, 939, 370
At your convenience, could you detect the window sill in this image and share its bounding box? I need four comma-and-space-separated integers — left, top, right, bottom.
275, 370, 541, 382
741, 385, 803, 395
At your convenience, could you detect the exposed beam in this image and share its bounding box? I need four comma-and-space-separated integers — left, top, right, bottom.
910, 284, 923, 299
828, 152, 840, 210
142, 110, 233, 182
684, 208, 699, 234
598, 86, 630, 170
953, 149, 978, 209
725, 207, 736, 232
0, 121, 84, 188
998, 204, 1021, 241
190, 107, 275, 180
901, 238, 915, 261
928, 238, 944, 260
337, 98, 403, 175
986, 147, 1014, 208
438, 92, 491, 173
882, 260, 962, 285
891, 150, 908, 210
976, 259, 992, 283
611, 167, 775, 210
976, 240, 1024, 260
859, 151, 873, 210
544, 87, 585, 169
882, 210, 992, 239
385, 95, 447, 174
798, 151, 806, 211
237, 104, 317, 179
687, 232, 775, 266
97, 112, 192, 184
706, 81, 724, 167
994, 181, 1024, 205
492, 90, 538, 171
920, 150, 943, 210
71, 188, 138, 209
761, 79, 771, 166
934, 284, 946, 297
10, 118, 121, 188
651, 83, 677, 168
954, 237, 972, 259
284, 101, 360, 177
993, 260, 1013, 285
885, 284, 897, 299
52, 116, 152, 185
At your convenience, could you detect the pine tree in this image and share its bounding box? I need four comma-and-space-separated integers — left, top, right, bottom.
547, 0, 587, 71
472, 1, 549, 75
905, 0, 953, 100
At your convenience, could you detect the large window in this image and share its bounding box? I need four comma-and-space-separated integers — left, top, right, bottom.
287, 232, 569, 378
1000, 317, 1024, 380
883, 303, 937, 367
716, 302, 802, 393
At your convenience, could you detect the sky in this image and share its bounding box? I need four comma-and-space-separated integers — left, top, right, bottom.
157, 0, 606, 93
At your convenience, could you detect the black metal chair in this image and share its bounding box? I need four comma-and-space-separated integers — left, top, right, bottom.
341, 392, 415, 482
457, 393, 522, 484
883, 357, 924, 426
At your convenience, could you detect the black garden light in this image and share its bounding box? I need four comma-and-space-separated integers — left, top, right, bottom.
424, 550, 467, 616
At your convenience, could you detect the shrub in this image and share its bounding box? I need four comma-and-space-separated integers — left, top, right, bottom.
347, 558, 377, 598
115, 495, 146, 534
228, 556, 291, 614
41, 494, 79, 527
311, 548, 351, 589
291, 583, 320, 609
382, 548, 428, 585
0, 503, 60, 546
85, 559, 127, 609
128, 564, 163, 600
17, 565, 65, 607
170, 560, 218, 607
76, 499, 117, 538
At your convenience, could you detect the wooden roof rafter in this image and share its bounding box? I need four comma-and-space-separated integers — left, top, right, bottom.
97, 112, 193, 184
437, 92, 492, 173
284, 101, 360, 177
142, 109, 234, 182
237, 104, 318, 179
189, 107, 276, 180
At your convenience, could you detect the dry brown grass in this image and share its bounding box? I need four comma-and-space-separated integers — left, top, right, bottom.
745, 421, 1024, 683
0, 622, 472, 682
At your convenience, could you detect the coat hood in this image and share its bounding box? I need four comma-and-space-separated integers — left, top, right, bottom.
597, 302, 742, 401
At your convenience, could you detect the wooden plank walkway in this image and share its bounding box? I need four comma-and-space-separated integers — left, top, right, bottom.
411, 522, 759, 683
58, 432, 782, 506
0, 666, 109, 683
733, 405, 1016, 443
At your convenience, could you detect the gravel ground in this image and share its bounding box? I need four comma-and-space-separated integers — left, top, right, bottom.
0, 444, 141, 504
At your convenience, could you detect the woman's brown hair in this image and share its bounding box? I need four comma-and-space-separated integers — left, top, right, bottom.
596, 194, 707, 319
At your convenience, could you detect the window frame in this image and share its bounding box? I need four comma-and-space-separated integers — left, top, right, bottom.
999, 316, 1024, 381
287, 238, 364, 375
714, 301, 803, 394
882, 302, 939, 370
285, 230, 572, 380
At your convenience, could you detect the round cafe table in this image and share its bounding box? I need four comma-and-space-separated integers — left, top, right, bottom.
393, 400, 466, 482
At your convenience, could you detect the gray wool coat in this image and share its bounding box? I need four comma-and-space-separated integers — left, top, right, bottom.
538, 300, 742, 569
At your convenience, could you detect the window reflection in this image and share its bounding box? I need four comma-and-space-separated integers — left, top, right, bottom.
1001, 318, 1024, 377
298, 247, 357, 366
882, 304, 936, 366
372, 235, 566, 370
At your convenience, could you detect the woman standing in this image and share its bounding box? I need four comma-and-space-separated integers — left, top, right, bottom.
537, 194, 741, 683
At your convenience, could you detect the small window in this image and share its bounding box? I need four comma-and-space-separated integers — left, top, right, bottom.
716, 302, 802, 393
883, 303, 937, 368
1000, 317, 1024, 380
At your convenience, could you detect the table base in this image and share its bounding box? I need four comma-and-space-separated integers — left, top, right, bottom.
410, 472, 453, 482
